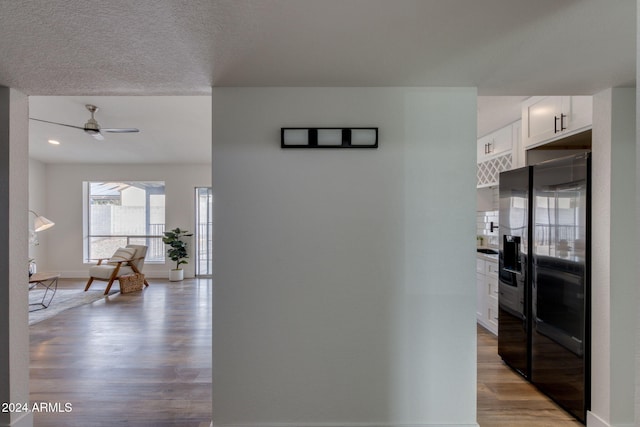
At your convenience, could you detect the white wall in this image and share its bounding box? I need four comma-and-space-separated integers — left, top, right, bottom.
0, 88, 32, 427
212, 87, 478, 427
636, 4, 640, 423
590, 88, 636, 427
39, 163, 210, 279
29, 158, 47, 268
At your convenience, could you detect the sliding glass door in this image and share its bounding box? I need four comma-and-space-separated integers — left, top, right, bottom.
195, 187, 213, 277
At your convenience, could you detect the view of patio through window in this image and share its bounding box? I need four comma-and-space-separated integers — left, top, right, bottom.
84, 181, 166, 263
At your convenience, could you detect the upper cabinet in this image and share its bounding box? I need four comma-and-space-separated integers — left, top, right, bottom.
522, 96, 592, 149
477, 121, 520, 188
477, 124, 512, 163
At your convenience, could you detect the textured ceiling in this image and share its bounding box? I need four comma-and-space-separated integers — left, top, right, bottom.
0, 1, 217, 95
1, 1, 636, 164
0, 0, 635, 95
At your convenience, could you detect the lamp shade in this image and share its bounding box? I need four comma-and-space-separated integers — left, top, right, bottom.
30, 210, 55, 232
34, 216, 54, 232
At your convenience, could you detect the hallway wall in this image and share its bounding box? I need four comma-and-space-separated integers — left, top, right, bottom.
211, 87, 478, 427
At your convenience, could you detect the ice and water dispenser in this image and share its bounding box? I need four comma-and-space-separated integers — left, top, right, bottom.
503, 235, 521, 274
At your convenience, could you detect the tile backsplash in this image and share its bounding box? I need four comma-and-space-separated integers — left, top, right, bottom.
477, 210, 499, 247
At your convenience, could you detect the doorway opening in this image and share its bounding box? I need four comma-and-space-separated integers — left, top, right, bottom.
195, 187, 213, 277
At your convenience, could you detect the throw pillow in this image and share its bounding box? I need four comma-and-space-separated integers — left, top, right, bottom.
108, 247, 136, 264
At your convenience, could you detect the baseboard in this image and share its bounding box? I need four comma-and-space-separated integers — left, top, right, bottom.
587, 411, 635, 427
55, 271, 87, 279
58, 271, 178, 280
0, 411, 33, 427
212, 423, 479, 427
587, 412, 610, 427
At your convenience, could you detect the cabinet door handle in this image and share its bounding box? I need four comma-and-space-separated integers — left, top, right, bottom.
560, 113, 567, 131
487, 142, 492, 153
554, 115, 559, 133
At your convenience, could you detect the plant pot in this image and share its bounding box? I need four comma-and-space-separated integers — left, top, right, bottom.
169, 269, 184, 282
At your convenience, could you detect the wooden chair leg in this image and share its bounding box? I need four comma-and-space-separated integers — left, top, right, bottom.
84, 277, 95, 292
104, 278, 116, 295
103, 264, 123, 295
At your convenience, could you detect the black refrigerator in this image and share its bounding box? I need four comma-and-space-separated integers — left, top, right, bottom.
498, 153, 590, 423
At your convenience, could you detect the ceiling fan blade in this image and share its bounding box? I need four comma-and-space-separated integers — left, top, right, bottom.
101, 128, 139, 133
29, 117, 85, 131
32, 105, 139, 142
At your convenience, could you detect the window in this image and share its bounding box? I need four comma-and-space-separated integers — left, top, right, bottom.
84, 181, 165, 263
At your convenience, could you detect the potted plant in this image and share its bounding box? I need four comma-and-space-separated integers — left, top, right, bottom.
162, 227, 193, 281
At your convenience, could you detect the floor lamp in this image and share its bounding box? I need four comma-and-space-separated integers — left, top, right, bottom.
29, 210, 55, 232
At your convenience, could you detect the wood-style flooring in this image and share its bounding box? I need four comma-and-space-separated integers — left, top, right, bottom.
30, 278, 582, 426
29, 278, 212, 427
477, 325, 583, 427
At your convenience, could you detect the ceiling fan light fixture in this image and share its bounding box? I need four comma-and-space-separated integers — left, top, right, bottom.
84, 119, 100, 132
87, 130, 105, 141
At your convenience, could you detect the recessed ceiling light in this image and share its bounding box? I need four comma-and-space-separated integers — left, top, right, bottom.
48, 139, 60, 145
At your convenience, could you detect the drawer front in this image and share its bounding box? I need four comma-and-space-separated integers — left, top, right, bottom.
487, 305, 499, 330
485, 260, 498, 278
477, 275, 485, 319
487, 276, 499, 298
487, 297, 499, 332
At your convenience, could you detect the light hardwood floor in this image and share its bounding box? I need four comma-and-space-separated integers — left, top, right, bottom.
477, 325, 583, 427
29, 278, 212, 427
29, 278, 582, 426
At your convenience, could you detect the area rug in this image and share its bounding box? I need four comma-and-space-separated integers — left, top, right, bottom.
29, 288, 118, 325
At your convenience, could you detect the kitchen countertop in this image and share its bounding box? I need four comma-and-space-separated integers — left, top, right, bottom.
477, 247, 498, 262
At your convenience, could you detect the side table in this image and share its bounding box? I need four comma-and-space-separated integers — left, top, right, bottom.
29, 272, 60, 311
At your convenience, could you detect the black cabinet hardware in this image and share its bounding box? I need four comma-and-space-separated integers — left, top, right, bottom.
484, 142, 493, 155
554, 113, 568, 134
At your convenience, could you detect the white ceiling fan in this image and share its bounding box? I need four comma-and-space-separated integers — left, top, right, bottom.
30, 104, 140, 141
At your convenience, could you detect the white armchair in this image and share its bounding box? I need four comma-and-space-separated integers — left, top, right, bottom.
84, 245, 149, 295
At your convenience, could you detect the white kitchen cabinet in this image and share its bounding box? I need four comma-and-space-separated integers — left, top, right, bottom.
477, 121, 519, 188
476, 255, 499, 335
477, 153, 512, 188
522, 96, 592, 149
476, 274, 485, 320
486, 297, 499, 332
477, 124, 512, 163
476, 258, 485, 319
511, 120, 523, 168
